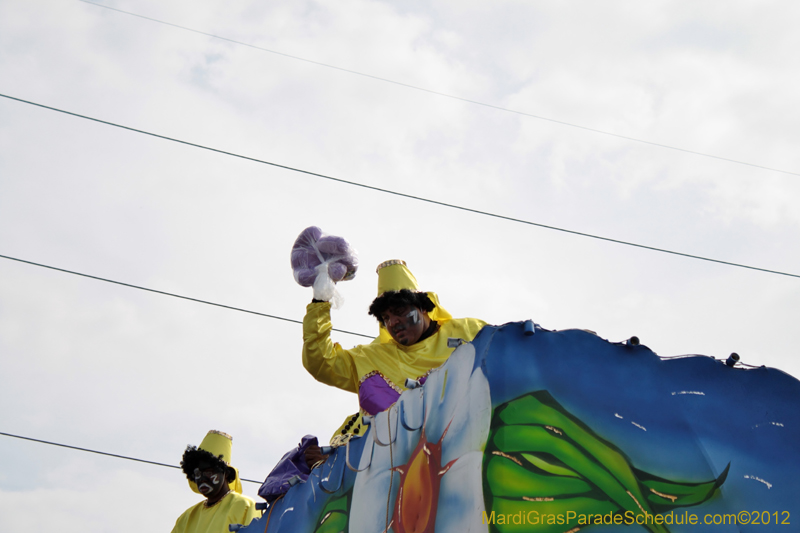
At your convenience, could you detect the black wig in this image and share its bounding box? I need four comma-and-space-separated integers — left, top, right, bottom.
180, 445, 237, 483
368, 289, 435, 325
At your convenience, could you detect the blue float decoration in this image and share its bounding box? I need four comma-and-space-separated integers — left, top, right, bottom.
240, 321, 800, 532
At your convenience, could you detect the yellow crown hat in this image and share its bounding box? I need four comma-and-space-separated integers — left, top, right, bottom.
188, 430, 243, 495
376, 259, 420, 294
375, 260, 452, 343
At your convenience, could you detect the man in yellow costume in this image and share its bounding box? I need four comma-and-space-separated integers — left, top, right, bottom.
303, 259, 487, 438
171, 430, 259, 533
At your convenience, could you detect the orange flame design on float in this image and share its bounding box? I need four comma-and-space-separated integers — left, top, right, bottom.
389, 422, 457, 533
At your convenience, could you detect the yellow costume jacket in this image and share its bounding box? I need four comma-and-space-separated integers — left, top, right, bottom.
302, 301, 487, 394
171, 492, 258, 533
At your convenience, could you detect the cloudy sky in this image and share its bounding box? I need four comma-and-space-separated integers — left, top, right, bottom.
1, 0, 798, 530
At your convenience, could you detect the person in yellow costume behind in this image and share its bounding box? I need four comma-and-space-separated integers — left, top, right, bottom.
171, 430, 259, 533
303, 259, 487, 440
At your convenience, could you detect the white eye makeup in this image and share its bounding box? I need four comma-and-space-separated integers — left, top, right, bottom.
193, 467, 219, 481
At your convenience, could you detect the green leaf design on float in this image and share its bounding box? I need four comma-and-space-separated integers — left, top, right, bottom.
483, 391, 729, 533
313, 492, 350, 533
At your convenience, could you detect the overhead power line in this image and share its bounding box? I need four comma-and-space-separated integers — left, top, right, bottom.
0, 431, 261, 484
0, 252, 786, 368
2, 93, 798, 279
0, 253, 374, 339
78, 0, 800, 178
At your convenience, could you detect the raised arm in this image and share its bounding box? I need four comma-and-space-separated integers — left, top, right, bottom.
302, 301, 360, 393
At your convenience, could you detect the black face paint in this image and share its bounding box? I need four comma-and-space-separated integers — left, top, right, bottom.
194, 467, 223, 494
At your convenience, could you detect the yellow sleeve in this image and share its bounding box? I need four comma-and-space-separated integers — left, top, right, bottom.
169, 503, 198, 533
239, 496, 259, 526
302, 301, 360, 393
458, 317, 488, 342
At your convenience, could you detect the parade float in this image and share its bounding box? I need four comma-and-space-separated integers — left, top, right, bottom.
237, 228, 800, 533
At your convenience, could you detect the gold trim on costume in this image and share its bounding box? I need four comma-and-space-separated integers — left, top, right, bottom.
359, 370, 405, 394
207, 430, 233, 441
376, 259, 406, 273
330, 433, 352, 447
